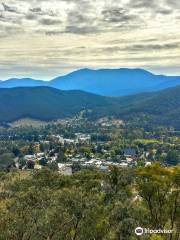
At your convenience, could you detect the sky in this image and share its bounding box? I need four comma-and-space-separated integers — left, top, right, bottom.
0, 0, 180, 80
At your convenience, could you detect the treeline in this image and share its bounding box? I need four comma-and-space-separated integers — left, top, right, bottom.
0, 164, 179, 240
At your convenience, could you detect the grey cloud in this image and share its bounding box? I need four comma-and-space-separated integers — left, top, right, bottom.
30, 7, 42, 13
45, 27, 97, 36
0, 33, 7, 38
26, 13, 37, 20
128, 0, 175, 16
39, 18, 61, 25
126, 43, 180, 51
0, 13, 5, 21
0, 24, 24, 37
157, 9, 173, 15
101, 7, 140, 24
104, 38, 160, 45
30, 7, 57, 17
64, 26, 99, 34
128, 0, 157, 9
5, 25, 23, 32
165, 0, 180, 8
176, 15, 180, 19
98, 47, 122, 53
64, 1, 98, 35
69, 0, 93, 11
45, 30, 62, 35
81, 55, 180, 62
95, 42, 180, 54
141, 38, 159, 42
67, 12, 91, 25
66, 0, 96, 25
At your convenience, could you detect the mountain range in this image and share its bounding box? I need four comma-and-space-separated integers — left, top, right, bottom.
1, 68, 180, 96
0, 86, 179, 129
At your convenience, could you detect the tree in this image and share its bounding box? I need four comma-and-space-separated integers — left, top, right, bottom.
136, 163, 180, 239
0, 172, 108, 240
0, 153, 14, 170
166, 150, 180, 166
104, 166, 134, 202
107, 201, 147, 240
80, 146, 92, 158
27, 160, 35, 169
57, 150, 67, 163
12, 147, 21, 157
39, 143, 45, 152
28, 144, 34, 155
47, 162, 59, 171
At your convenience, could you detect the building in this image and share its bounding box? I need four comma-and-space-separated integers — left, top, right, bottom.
58, 163, 72, 176
124, 148, 136, 157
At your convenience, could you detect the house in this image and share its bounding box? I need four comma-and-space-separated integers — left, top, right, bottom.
75, 133, 91, 143
119, 162, 128, 168
100, 165, 109, 172
49, 155, 58, 162
58, 163, 72, 176
126, 157, 134, 163
145, 161, 152, 167
64, 139, 76, 144
124, 148, 136, 157
36, 153, 45, 158
24, 155, 35, 161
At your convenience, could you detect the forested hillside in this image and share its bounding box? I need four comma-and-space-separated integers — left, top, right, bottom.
114, 86, 180, 128
0, 87, 114, 122
0, 86, 179, 128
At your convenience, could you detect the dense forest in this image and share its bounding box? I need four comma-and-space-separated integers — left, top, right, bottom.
0, 86, 180, 129
0, 164, 179, 240
0, 87, 113, 122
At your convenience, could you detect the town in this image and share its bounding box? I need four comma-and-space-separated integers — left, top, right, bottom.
0, 117, 179, 173
0, 117, 179, 240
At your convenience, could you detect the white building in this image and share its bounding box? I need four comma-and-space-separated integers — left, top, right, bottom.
58, 163, 72, 176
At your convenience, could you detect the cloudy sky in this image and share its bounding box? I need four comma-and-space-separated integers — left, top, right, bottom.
0, 0, 180, 80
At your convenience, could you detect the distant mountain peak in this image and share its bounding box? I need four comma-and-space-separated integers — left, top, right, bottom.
0, 68, 179, 96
